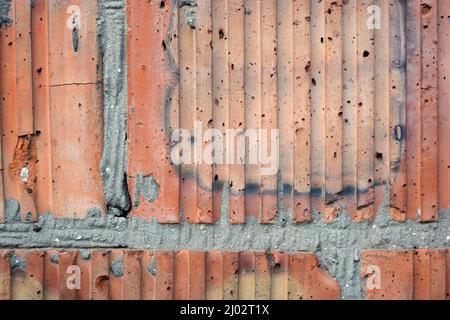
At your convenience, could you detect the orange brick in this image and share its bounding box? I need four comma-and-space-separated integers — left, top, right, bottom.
11, 250, 44, 300
126, 0, 180, 223
48, 0, 104, 218
0, 0, 37, 221
0, 250, 352, 300
413, 249, 447, 300
0, 250, 10, 300
420, 0, 439, 222
406, 0, 422, 220
174, 251, 206, 300
288, 253, 340, 300
155, 251, 174, 300
438, 0, 450, 211
76, 250, 109, 300
109, 250, 142, 300
361, 250, 414, 300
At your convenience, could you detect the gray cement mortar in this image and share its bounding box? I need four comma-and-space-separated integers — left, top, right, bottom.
1, 186, 450, 299
0, 0, 449, 301
0, 0, 12, 28
97, 0, 131, 217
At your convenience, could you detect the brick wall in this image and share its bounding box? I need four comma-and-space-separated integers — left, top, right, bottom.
0, 0, 449, 300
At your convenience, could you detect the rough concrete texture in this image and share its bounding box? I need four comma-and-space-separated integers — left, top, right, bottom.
97, 0, 131, 217
1, 186, 450, 299
133, 173, 160, 209
0, 0, 12, 28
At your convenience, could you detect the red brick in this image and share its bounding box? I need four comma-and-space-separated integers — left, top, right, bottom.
76, 250, 109, 300
361, 249, 450, 300
0, 250, 11, 300
413, 249, 447, 300
288, 253, 340, 300
174, 251, 206, 300
11, 250, 44, 300
438, 0, 450, 211
5, 250, 340, 301
155, 251, 174, 299
420, 0, 439, 222
0, 0, 37, 221
44, 250, 77, 300
109, 250, 142, 300
361, 250, 414, 300
126, 0, 180, 223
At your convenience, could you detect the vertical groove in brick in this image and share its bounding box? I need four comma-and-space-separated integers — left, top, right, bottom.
293, 0, 311, 223
127, 0, 179, 223
419, 0, 439, 222
141, 251, 156, 300
244, 0, 262, 221
174, 251, 189, 300
270, 252, 288, 300
374, 0, 390, 214
174, 251, 206, 300
388, 0, 407, 221
406, 0, 422, 220
44, 250, 59, 300
324, 0, 343, 205
108, 250, 123, 300
413, 249, 447, 300
212, 0, 229, 223
277, 0, 294, 216
14, 0, 34, 136
156, 251, 174, 300
260, 0, 277, 224
179, 0, 199, 224
0, 250, 11, 300
57, 251, 78, 300
31, 0, 54, 215
342, 0, 358, 219
356, 0, 375, 216
11, 251, 44, 300
76, 250, 109, 300
189, 252, 206, 300
238, 252, 256, 299
196, 0, 213, 224
255, 252, 270, 300
310, 0, 326, 213
124, 251, 142, 300
228, 0, 246, 224
438, 0, 450, 211
0, 0, 36, 221
222, 252, 239, 300
206, 251, 223, 300
109, 250, 142, 300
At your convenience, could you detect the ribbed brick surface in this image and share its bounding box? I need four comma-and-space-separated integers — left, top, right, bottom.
126, 0, 450, 224
0, 1, 447, 222
361, 249, 450, 300
0, 250, 340, 300
0, 0, 104, 221
0, 0, 449, 302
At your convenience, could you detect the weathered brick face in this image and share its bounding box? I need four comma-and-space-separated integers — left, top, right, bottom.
0, 0, 449, 300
